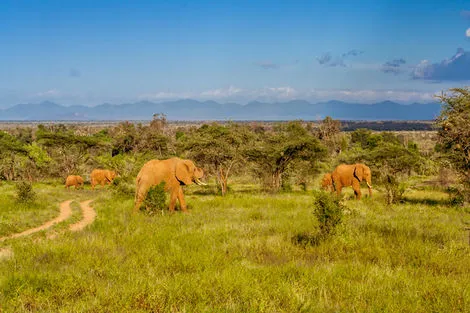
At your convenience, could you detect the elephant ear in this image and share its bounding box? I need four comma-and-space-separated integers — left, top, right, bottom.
176, 160, 194, 185
354, 165, 364, 182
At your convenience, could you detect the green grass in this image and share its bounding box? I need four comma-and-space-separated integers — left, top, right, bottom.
0, 182, 469, 312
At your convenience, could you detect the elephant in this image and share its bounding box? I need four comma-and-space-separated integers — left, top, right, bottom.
134, 157, 206, 213
331, 163, 372, 200
65, 175, 84, 189
320, 173, 333, 191
90, 169, 117, 190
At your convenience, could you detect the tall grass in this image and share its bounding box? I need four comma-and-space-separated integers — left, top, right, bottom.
0, 183, 469, 312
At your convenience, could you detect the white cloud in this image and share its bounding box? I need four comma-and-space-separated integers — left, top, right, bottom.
466, 28, 470, 37
139, 86, 437, 104
35, 89, 61, 97
200, 85, 243, 98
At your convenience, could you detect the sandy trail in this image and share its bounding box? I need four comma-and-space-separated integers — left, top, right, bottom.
0, 200, 73, 242
69, 200, 96, 232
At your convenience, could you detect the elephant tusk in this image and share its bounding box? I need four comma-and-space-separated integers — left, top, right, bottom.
366, 182, 372, 189
194, 178, 207, 186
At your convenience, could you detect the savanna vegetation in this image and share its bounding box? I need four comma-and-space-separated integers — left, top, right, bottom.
0, 90, 469, 312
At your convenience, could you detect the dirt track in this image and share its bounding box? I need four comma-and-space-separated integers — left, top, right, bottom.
69, 200, 96, 232
0, 199, 96, 242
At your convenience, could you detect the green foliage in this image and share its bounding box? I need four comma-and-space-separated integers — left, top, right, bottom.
313, 190, 345, 237
111, 177, 135, 197
436, 88, 470, 200
245, 121, 327, 191
142, 182, 167, 214
15, 181, 36, 203
180, 122, 252, 195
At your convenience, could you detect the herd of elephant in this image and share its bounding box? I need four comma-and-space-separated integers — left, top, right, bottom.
65, 158, 372, 214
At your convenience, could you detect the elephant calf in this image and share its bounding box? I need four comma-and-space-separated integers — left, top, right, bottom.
91, 169, 117, 190
65, 175, 84, 189
320, 173, 333, 192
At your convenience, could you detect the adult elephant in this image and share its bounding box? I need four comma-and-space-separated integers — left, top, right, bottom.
320, 173, 333, 191
134, 157, 206, 213
65, 175, 84, 189
91, 169, 117, 190
331, 163, 372, 200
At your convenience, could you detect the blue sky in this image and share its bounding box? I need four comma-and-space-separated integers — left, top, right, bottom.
1, 0, 469, 107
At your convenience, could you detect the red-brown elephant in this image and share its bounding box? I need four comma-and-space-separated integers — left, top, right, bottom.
134, 158, 206, 213
331, 163, 372, 200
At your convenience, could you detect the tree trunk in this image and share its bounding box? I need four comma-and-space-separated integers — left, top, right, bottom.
272, 171, 281, 192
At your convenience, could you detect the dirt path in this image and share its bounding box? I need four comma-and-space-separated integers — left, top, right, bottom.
69, 200, 96, 232
0, 200, 73, 242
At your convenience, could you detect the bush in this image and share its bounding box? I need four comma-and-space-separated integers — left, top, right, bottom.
15, 181, 36, 203
142, 182, 167, 215
312, 190, 345, 237
111, 177, 135, 197
292, 191, 346, 247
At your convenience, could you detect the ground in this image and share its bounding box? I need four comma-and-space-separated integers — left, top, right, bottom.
0, 181, 469, 312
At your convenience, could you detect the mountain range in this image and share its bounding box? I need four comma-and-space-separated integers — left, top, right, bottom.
0, 99, 442, 121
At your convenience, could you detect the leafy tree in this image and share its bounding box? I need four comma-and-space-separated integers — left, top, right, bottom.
315, 116, 345, 155
181, 122, 251, 195
435, 88, 470, 200
348, 132, 430, 204
245, 121, 327, 192
36, 124, 106, 176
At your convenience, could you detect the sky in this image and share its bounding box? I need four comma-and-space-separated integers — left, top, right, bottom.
1, 0, 470, 108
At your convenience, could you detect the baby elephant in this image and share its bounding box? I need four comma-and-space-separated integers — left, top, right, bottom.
65, 175, 84, 189
320, 173, 333, 192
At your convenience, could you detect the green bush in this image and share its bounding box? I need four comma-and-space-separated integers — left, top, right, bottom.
111, 177, 135, 197
142, 182, 167, 215
312, 190, 345, 237
15, 181, 36, 203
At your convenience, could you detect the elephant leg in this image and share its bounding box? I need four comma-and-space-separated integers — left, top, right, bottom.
169, 189, 178, 212
177, 186, 188, 213
335, 184, 342, 196
352, 181, 362, 200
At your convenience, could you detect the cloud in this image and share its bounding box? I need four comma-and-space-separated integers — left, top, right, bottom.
317, 49, 363, 67
411, 48, 470, 81
381, 58, 407, 74
466, 28, 470, 37
69, 68, 81, 78
256, 61, 280, 70
342, 49, 364, 57
461, 10, 470, 18
139, 86, 437, 104
36, 89, 61, 97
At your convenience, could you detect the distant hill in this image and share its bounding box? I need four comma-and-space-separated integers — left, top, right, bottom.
0, 99, 442, 121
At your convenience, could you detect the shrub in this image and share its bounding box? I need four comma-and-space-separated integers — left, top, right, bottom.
312, 190, 345, 237
111, 177, 135, 197
15, 181, 36, 203
142, 182, 167, 215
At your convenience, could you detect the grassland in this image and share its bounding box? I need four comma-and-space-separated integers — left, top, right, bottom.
0, 181, 469, 312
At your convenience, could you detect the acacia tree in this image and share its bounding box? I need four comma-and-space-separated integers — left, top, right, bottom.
36, 124, 106, 176
245, 121, 327, 192
435, 88, 470, 199
180, 122, 251, 195
347, 131, 430, 204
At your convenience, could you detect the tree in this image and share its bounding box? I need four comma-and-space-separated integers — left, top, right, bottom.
245, 121, 327, 192
315, 116, 344, 155
348, 131, 430, 204
435, 88, 470, 200
36, 124, 106, 176
180, 122, 251, 195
